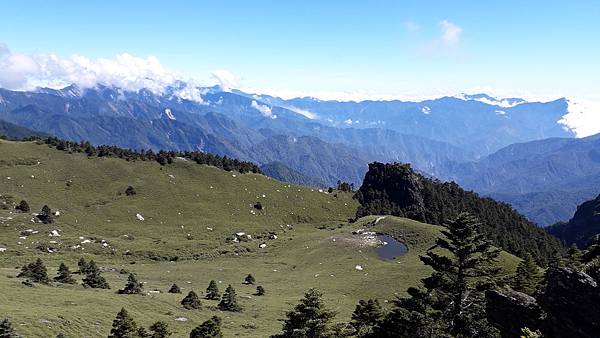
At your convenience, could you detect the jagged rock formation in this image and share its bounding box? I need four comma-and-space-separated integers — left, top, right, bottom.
539, 267, 600, 338
354, 162, 563, 264
547, 194, 600, 247
485, 289, 545, 338
487, 267, 600, 338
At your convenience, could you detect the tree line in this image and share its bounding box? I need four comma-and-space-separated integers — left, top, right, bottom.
23, 136, 262, 174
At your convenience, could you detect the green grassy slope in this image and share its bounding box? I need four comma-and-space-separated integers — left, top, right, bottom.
0, 140, 520, 337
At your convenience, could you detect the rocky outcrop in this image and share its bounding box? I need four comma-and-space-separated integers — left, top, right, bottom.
354, 162, 563, 265
355, 163, 426, 220
485, 289, 545, 338
539, 267, 600, 338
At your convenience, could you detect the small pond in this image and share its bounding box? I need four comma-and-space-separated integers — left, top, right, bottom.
376, 234, 408, 260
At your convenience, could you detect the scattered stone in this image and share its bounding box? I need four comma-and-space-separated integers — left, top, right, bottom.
136, 213, 145, 221
174, 317, 188, 322
355, 265, 364, 271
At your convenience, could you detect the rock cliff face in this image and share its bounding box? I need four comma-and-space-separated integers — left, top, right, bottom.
539, 267, 600, 338
354, 162, 563, 265
485, 289, 545, 338
547, 194, 600, 247
355, 163, 426, 220
487, 267, 600, 338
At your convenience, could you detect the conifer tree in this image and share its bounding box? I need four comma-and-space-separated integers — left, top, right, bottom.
218, 285, 241, 312
0, 318, 21, 338
271, 288, 336, 338
54, 262, 76, 284
108, 308, 137, 338
255, 285, 265, 296
15, 200, 29, 213
205, 280, 220, 300
148, 321, 171, 338
243, 274, 256, 285
512, 253, 542, 295
17, 258, 50, 284
181, 291, 202, 309
189, 316, 222, 338
375, 213, 501, 338
565, 244, 583, 269
125, 186, 137, 196
168, 284, 181, 294
350, 299, 383, 337
136, 327, 149, 338
38, 205, 54, 224
81, 260, 110, 289
78, 257, 90, 274
118, 273, 143, 294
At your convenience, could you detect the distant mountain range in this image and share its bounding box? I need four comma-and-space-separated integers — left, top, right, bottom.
0, 83, 597, 225
443, 134, 600, 225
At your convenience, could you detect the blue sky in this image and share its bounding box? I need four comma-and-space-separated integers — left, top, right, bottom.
1, 0, 599, 99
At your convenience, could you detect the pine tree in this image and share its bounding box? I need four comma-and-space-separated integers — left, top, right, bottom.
118, 273, 143, 294
108, 308, 137, 338
15, 200, 29, 213
565, 244, 583, 269
375, 212, 501, 338
512, 253, 542, 295
350, 299, 383, 337
17, 258, 50, 284
0, 318, 21, 338
255, 285, 265, 296
81, 260, 110, 289
181, 291, 202, 309
125, 186, 137, 196
218, 285, 241, 312
168, 284, 181, 294
189, 316, 222, 338
38, 205, 54, 224
148, 321, 171, 338
205, 280, 220, 300
243, 274, 256, 285
78, 257, 90, 274
136, 327, 149, 338
271, 288, 336, 338
54, 262, 76, 284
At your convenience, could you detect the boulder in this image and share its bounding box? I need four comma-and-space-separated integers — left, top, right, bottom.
485, 289, 545, 338
539, 267, 600, 338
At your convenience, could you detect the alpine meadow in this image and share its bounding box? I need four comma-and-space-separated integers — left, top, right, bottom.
1, 1, 600, 337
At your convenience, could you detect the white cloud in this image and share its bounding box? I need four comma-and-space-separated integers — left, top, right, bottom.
251, 100, 277, 119
0, 48, 178, 93
559, 98, 600, 137
439, 20, 462, 46
286, 106, 318, 119
211, 69, 239, 92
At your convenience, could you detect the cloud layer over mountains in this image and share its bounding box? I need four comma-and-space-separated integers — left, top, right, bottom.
0, 43, 598, 137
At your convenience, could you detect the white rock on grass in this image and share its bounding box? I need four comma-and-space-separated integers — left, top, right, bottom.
259, 243, 267, 248
0, 247, 7, 252
355, 265, 364, 271
136, 213, 145, 221
174, 317, 188, 322
49, 230, 60, 237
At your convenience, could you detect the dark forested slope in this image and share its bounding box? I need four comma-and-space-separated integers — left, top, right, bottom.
355, 162, 564, 264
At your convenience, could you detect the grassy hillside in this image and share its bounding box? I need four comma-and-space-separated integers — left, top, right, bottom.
0, 140, 519, 337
